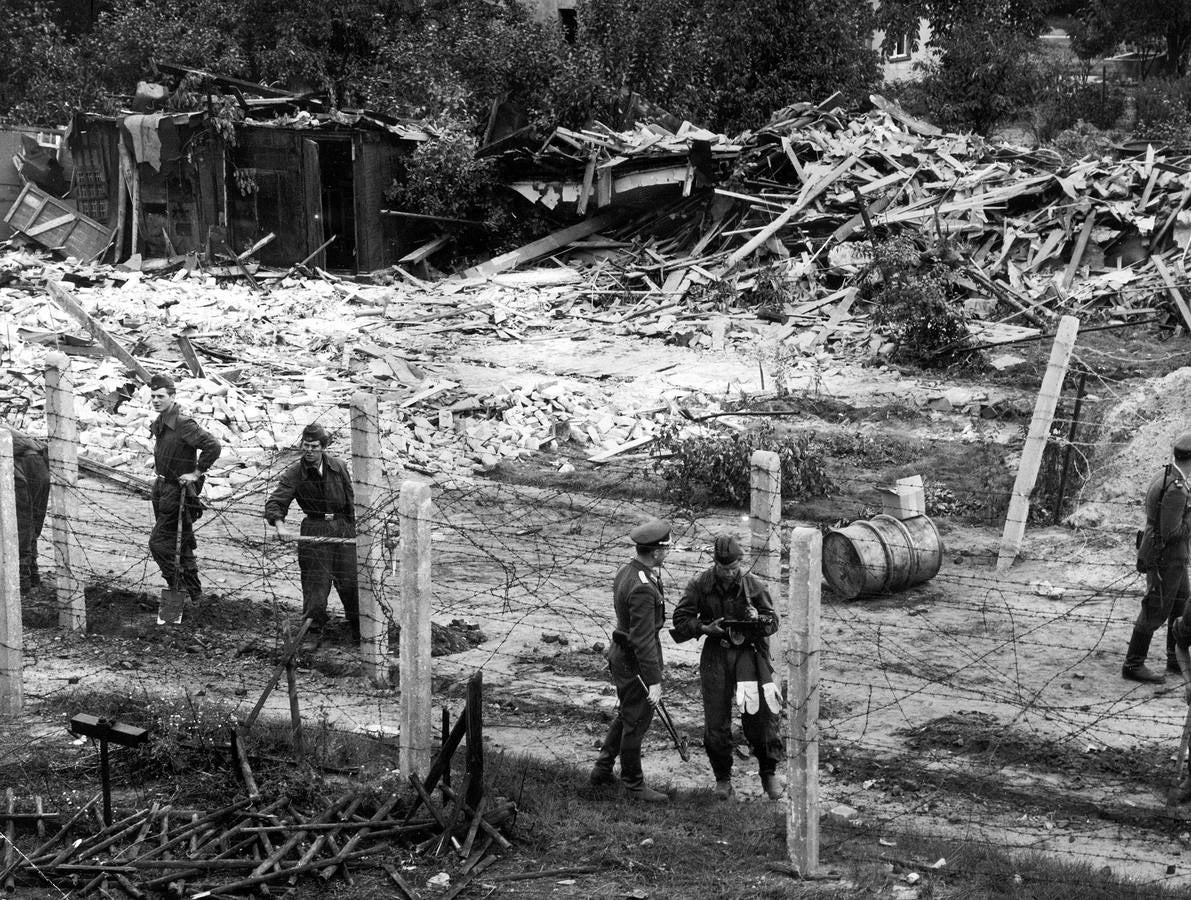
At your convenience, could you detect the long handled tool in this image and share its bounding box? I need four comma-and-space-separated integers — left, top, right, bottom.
157, 482, 191, 626
1168, 700, 1191, 805
637, 675, 690, 762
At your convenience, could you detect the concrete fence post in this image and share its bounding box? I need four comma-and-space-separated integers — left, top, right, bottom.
44, 353, 85, 630
786, 526, 821, 875
399, 480, 433, 779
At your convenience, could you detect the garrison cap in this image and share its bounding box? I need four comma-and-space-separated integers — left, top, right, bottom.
1176, 433, 1191, 459
713, 533, 744, 564
630, 518, 672, 548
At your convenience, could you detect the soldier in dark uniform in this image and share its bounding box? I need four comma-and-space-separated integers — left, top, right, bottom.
1127, 433, 1191, 683
589, 518, 672, 803
10, 430, 50, 594
264, 424, 359, 642
147, 375, 221, 604
1167, 613, 1191, 801
672, 533, 783, 800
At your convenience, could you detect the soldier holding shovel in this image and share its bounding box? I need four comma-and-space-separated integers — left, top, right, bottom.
147, 375, 221, 617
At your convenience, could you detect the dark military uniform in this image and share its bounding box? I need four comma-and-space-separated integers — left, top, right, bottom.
672, 568, 782, 782
263, 451, 359, 635
1130, 463, 1191, 678
148, 406, 221, 600
592, 557, 666, 790
12, 432, 50, 593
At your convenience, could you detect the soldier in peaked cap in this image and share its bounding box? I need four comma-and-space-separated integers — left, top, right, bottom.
589, 518, 672, 803
1127, 432, 1191, 683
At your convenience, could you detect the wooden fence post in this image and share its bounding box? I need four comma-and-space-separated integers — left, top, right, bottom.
750, 450, 783, 679
786, 526, 821, 875
0, 431, 24, 715
996, 314, 1079, 571
44, 354, 85, 630
351, 391, 387, 685
400, 480, 433, 780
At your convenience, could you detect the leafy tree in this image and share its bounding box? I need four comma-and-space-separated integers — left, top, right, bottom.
578, 0, 881, 133
877, 0, 1053, 133
0, 0, 98, 125
1070, 0, 1191, 78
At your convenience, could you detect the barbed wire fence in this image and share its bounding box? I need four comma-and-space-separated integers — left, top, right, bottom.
1, 342, 1190, 893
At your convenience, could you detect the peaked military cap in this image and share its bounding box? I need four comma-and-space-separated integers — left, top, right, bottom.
1176, 433, 1191, 457
630, 518, 672, 547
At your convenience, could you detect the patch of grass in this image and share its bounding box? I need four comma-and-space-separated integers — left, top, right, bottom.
481, 752, 1187, 899
35, 688, 403, 805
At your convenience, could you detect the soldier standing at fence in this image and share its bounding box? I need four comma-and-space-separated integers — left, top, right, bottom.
148, 374, 221, 605
9, 430, 50, 595
589, 518, 672, 803
264, 424, 360, 643
671, 533, 784, 801
1127, 433, 1191, 683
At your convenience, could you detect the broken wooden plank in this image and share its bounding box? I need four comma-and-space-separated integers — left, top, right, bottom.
1153, 256, 1191, 334
464, 211, 622, 278
45, 281, 153, 382
399, 235, 451, 266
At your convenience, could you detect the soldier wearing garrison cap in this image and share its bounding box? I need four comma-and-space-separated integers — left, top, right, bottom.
1126, 432, 1191, 683
148, 374, 221, 606
672, 533, 783, 800
265, 423, 360, 643
589, 517, 672, 802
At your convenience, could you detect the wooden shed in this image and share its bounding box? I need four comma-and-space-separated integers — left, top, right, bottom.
65, 107, 428, 273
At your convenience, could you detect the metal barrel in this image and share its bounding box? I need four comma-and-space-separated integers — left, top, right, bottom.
821, 513, 943, 600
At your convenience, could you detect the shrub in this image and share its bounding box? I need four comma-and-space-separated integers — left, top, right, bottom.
1134, 78, 1191, 144
1049, 120, 1120, 162
652, 422, 833, 508
865, 235, 975, 368
908, 25, 1043, 134
1032, 77, 1127, 142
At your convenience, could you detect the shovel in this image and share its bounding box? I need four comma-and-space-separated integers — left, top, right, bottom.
157, 482, 191, 626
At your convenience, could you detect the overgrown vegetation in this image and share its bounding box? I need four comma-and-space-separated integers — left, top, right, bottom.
863, 234, 976, 368
653, 422, 833, 507
0, 0, 879, 135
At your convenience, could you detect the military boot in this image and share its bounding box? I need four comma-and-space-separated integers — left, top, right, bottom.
621, 749, 668, 803
761, 774, 784, 800
714, 778, 734, 801
1172, 777, 1191, 805
1122, 628, 1165, 683
625, 784, 669, 803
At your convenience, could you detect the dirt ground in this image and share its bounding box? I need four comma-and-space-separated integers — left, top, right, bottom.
10, 307, 1191, 892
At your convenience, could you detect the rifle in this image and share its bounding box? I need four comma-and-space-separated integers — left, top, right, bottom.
635, 675, 689, 762
610, 630, 690, 761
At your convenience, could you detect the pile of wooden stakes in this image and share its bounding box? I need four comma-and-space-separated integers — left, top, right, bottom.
0, 670, 504, 898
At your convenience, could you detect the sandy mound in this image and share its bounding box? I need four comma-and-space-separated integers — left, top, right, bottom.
1069, 367, 1191, 530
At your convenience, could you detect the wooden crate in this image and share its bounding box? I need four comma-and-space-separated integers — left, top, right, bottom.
3, 181, 115, 262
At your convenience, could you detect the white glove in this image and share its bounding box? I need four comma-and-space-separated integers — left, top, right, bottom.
646, 682, 662, 707
736, 680, 760, 715
762, 681, 783, 712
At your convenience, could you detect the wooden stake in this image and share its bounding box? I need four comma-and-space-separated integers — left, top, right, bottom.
44, 354, 85, 630
465, 671, 483, 811
400, 480, 433, 779
996, 315, 1079, 570
0, 432, 22, 715
3, 788, 15, 894
351, 392, 388, 685
749, 450, 783, 687
786, 527, 821, 876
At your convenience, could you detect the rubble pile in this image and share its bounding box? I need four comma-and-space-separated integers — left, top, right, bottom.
0, 250, 677, 490
492, 94, 1191, 347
